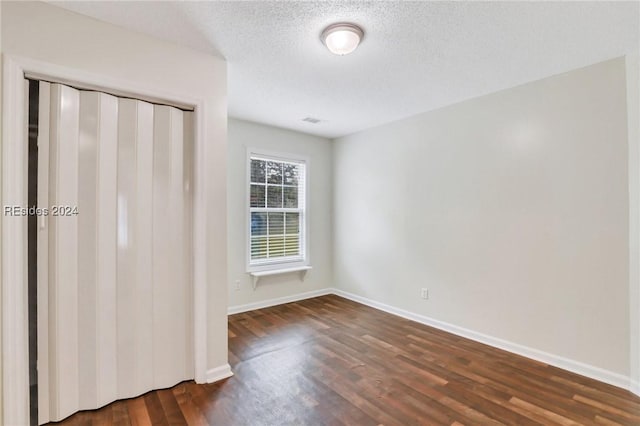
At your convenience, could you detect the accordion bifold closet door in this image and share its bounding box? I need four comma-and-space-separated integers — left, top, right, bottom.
35, 81, 194, 424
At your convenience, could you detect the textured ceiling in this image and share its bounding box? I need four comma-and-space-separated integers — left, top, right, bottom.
52, 1, 639, 139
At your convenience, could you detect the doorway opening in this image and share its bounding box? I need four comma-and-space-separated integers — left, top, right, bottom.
28, 79, 195, 424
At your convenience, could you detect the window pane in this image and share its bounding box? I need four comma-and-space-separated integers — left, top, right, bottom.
251, 237, 267, 259
285, 212, 299, 234
284, 235, 300, 256
250, 159, 266, 183
284, 163, 299, 186
268, 236, 286, 257
267, 161, 283, 184
249, 155, 305, 265
251, 212, 267, 236
283, 186, 298, 208
250, 184, 265, 207
268, 212, 284, 235
267, 185, 282, 208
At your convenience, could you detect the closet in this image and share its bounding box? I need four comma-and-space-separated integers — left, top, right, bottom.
33, 81, 194, 423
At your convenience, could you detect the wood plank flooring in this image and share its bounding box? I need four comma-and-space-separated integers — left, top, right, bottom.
50, 294, 640, 425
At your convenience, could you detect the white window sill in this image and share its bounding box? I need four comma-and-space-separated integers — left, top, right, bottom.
248, 266, 312, 290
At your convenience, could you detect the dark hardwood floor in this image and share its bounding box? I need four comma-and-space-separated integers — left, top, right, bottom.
51, 294, 640, 425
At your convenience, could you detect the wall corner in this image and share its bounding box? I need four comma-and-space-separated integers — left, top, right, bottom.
626, 52, 640, 395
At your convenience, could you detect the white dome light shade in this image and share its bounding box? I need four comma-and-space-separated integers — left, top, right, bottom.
321, 23, 364, 55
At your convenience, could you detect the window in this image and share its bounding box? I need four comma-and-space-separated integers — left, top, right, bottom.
248, 151, 307, 270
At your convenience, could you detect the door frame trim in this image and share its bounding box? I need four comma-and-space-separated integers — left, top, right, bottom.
2, 54, 210, 425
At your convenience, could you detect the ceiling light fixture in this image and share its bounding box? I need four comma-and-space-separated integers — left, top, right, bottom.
321, 23, 364, 56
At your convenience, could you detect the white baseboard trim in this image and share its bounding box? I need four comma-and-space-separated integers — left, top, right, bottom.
332, 289, 632, 392
204, 364, 234, 384
227, 287, 634, 393
228, 288, 334, 315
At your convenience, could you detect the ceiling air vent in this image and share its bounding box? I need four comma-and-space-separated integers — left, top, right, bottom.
302, 117, 322, 124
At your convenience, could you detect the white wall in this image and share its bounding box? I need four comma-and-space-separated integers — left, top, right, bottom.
2, 4, 636, 412
1, 0, 228, 396
628, 53, 640, 393
333, 58, 630, 378
0, 0, 3, 419
227, 118, 332, 310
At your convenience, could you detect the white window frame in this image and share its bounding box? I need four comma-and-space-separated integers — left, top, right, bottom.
246, 148, 310, 273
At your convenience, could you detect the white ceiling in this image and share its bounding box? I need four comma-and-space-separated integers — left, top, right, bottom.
52, 1, 639, 139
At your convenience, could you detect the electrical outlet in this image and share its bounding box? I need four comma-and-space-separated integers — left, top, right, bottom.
234, 280, 241, 291
421, 288, 429, 300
